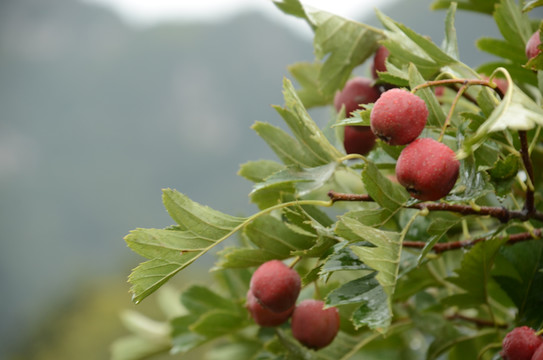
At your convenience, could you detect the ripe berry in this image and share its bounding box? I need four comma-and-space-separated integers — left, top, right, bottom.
370, 88, 428, 145
501, 326, 543, 360
343, 125, 376, 156
246, 290, 294, 327
334, 77, 381, 117
249, 260, 301, 313
371, 45, 390, 79
291, 299, 340, 350
526, 29, 541, 59
532, 343, 543, 360
395, 138, 460, 201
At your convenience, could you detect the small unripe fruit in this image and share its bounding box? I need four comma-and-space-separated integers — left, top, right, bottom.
395, 138, 460, 201
291, 299, 340, 350
250, 260, 301, 313
343, 125, 376, 156
371, 45, 390, 79
532, 343, 543, 360
246, 290, 294, 327
334, 77, 381, 117
526, 29, 541, 59
501, 326, 543, 360
370, 88, 428, 145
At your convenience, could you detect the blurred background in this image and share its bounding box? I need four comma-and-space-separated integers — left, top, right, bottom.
0, 0, 527, 358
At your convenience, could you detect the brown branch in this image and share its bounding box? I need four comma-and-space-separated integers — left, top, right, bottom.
326, 190, 540, 223
403, 228, 542, 254
446, 313, 508, 329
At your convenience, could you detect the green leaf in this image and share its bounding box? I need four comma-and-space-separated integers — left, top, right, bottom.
477, 61, 537, 86
408, 63, 447, 127
170, 314, 207, 354
288, 61, 333, 108
273, 78, 343, 165
377, 9, 457, 78
445, 234, 509, 308
111, 335, 170, 360
461, 82, 543, 157
417, 214, 462, 264
238, 160, 285, 183
523, 0, 543, 13
180, 285, 239, 315
336, 216, 402, 301
494, 0, 532, 46
305, 9, 384, 96
442, 3, 459, 59
272, 0, 308, 21
476, 38, 527, 64
190, 310, 247, 338
245, 214, 317, 256
251, 163, 338, 198
431, 0, 500, 14
495, 240, 543, 328
126, 190, 247, 303
321, 241, 372, 276
251, 121, 322, 167
361, 161, 410, 214
326, 273, 392, 331
206, 340, 262, 360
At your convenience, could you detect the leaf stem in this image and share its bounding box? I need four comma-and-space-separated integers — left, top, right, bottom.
438, 81, 468, 142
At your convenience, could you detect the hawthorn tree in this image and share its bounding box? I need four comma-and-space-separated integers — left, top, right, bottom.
112, 0, 543, 359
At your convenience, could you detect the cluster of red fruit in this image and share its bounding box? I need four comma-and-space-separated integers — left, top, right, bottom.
501, 326, 543, 360
335, 46, 460, 202
246, 260, 340, 350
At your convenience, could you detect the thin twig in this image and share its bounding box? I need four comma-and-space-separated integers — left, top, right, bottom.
446, 313, 508, 329
403, 228, 542, 254
327, 190, 543, 223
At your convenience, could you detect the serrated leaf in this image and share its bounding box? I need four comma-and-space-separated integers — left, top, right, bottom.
476, 38, 527, 64
495, 240, 543, 328
245, 214, 317, 256
127, 190, 247, 303
272, 0, 308, 21
417, 214, 462, 264
445, 234, 509, 307
326, 273, 392, 331
336, 216, 402, 300
377, 9, 457, 78
238, 160, 285, 183
321, 241, 372, 276
288, 61, 333, 108
251, 162, 338, 198
362, 161, 410, 214
461, 83, 543, 157
252, 121, 322, 167
408, 63, 447, 127
273, 78, 343, 164
442, 3, 459, 59
305, 9, 383, 96
494, 0, 532, 46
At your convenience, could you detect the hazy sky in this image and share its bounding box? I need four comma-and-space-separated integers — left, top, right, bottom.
83, 0, 396, 33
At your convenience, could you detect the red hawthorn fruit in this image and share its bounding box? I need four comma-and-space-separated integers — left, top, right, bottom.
334, 77, 381, 117
395, 138, 460, 201
370, 88, 428, 145
531, 343, 543, 360
291, 299, 340, 350
526, 29, 541, 59
371, 45, 390, 79
246, 290, 294, 327
501, 326, 543, 360
343, 125, 376, 156
249, 260, 301, 313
